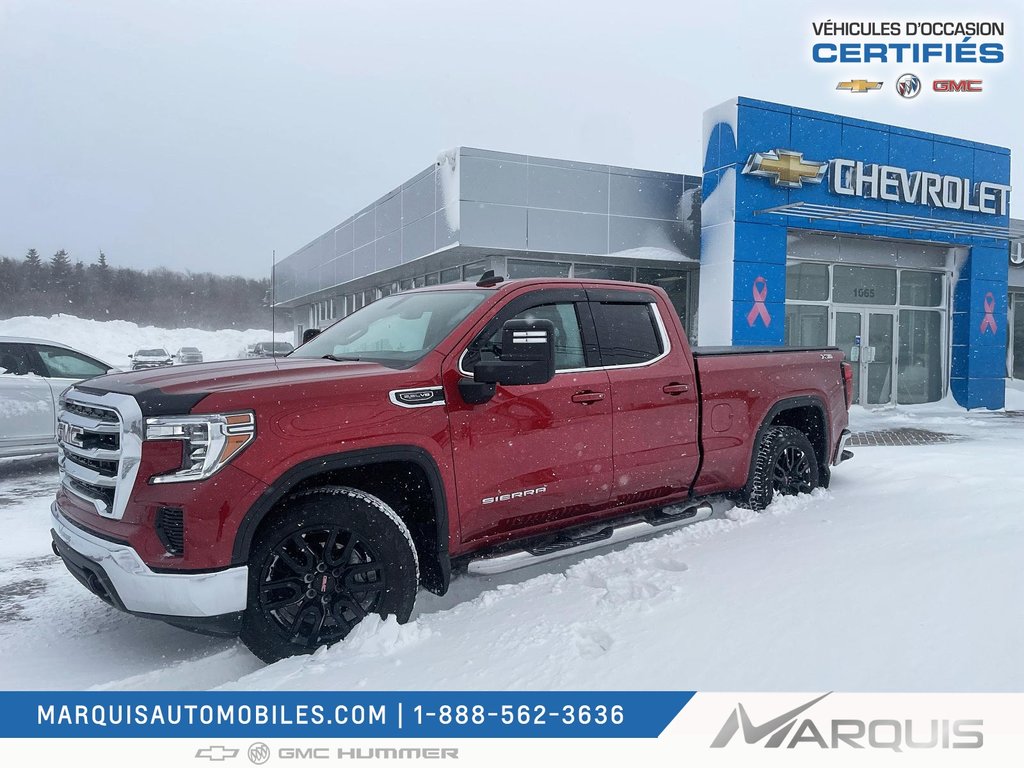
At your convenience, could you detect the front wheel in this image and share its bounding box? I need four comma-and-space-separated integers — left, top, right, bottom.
737, 426, 820, 512
240, 486, 419, 664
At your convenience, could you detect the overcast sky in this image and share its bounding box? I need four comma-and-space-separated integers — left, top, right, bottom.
1, 0, 1021, 279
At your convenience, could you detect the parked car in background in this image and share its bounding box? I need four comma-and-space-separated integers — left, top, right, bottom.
129, 348, 173, 371
247, 341, 294, 358
174, 347, 204, 364
0, 336, 116, 458
238, 344, 256, 359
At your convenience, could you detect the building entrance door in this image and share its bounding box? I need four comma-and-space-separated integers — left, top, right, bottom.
831, 309, 896, 405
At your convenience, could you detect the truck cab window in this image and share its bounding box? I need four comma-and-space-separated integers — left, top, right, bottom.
591, 303, 663, 366
465, 303, 586, 372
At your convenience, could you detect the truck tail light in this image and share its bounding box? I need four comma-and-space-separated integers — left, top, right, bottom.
841, 361, 854, 407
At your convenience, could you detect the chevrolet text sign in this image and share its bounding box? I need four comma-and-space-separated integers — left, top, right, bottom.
743, 149, 1012, 215
829, 158, 1011, 214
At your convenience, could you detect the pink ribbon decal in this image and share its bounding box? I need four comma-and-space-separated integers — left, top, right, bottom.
746, 276, 771, 327
979, 292, 997, 334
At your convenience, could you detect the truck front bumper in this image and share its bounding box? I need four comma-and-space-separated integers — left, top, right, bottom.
50, 501, 248, 622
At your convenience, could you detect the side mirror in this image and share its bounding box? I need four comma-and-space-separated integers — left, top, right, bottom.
474, 318, 556, 387
302, 328, 322, 344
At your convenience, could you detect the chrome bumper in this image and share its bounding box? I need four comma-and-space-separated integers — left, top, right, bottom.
50, 502, 248, 617
833, 428, 854, 466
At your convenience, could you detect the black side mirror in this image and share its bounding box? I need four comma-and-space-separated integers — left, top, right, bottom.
302, 328, 322, 344
474, 318, 556, 386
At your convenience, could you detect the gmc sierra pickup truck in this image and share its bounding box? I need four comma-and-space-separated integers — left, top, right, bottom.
50, 275, 853, 662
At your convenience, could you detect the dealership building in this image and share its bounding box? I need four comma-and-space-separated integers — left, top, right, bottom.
273, 97, 1024, 410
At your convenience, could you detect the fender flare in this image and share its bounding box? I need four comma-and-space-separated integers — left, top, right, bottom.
231, 445, 451, 593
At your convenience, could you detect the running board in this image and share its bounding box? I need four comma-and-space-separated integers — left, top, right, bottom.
466, 502, 714, 576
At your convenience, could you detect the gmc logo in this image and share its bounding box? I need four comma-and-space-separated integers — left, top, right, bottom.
933, 79, 982, 93
57, 421, 85, 448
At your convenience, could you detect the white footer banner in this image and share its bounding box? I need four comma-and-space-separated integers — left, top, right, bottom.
0, 692, 1022, 765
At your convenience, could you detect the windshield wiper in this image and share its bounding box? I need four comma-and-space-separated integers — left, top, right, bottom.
321, 354, 362, 362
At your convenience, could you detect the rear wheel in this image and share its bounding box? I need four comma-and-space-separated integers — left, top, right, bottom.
737, 426, 820, 511
240, 486, 418, 663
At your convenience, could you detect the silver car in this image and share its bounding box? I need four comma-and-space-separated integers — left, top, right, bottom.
0, 336, 115, 459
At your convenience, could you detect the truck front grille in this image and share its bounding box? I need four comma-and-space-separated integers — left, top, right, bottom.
57, 389, 144, 520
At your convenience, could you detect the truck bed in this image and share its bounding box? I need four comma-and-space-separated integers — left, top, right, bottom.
691, 346, 848, 497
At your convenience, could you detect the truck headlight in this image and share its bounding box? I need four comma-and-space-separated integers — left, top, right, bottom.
145, 412, 255, 483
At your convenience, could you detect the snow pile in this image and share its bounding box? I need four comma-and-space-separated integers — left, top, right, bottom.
1, 396, 1023, 692
0, 314, 292, 369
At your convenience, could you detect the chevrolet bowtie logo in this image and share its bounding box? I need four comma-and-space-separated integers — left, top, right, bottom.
195, 746, 239, 761
742, 149, 827, 189
837, 79, 883, 93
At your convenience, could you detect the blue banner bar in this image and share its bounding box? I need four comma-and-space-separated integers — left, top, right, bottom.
0, 692, 695, 739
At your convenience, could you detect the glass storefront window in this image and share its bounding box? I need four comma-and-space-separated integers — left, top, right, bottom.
898, 310, 944, 403
784, 304, 828, 347
900, 271, 944, 307
574, 264, 633, 281
1011, 293, 1024, 380
635, 267, 690, 327
440, 267, 462, 284
786, 262, 829, 301
832, 265, 897, 305
507, 259, 571, 279
425, 272, 440, 286
463, 260, 488, 282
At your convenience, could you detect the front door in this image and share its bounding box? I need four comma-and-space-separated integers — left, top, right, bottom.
831, 309, 896, 405
445, 290, 614, 544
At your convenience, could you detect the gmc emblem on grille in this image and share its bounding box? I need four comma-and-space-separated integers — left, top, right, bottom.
57, 421, 85, 448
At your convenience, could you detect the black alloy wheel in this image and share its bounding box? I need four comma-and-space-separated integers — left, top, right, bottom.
771, 445, 814, 496
259, 525, 387, 650
737, 426, 821, 511
241, 486, 418, 663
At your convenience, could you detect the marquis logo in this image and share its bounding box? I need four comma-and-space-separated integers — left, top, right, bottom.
741, 149, 827, 189
710, 693, 984, 751
896, 73, 922, 98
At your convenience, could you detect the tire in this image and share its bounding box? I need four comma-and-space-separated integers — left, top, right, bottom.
737, 426, 820, 512
240, 486, 419, 664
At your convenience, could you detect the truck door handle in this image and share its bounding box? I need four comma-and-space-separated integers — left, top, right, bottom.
571, 391, 605, 405
662, 382, 690, 395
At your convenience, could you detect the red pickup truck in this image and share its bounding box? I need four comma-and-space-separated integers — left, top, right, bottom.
51, 276, 853, 662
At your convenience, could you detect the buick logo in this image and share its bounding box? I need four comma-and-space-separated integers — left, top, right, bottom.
895, 73, 921, 99
247, 742, 270, 765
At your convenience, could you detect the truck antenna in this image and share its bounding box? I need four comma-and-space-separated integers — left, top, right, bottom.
271, 249, 276, 345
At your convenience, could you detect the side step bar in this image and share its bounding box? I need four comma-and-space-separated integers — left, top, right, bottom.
466, 502, 714, 576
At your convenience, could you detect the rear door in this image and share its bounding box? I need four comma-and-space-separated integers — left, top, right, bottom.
0, 342, 56, 453
587, 289, 700, 505
446, 288, 613, 544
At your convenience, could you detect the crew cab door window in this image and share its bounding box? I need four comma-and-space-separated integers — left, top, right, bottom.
590, 302, 663, 366
464, 303, 587, 372
446, 291, 612, 544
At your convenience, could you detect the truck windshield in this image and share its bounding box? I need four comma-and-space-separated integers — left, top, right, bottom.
290, 290, 489, 368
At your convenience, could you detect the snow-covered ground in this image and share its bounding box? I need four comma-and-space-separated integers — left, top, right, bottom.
1, 392, 1022, 692
0, 314, 292, 369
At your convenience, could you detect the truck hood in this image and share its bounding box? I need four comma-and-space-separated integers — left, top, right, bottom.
74, 357, 401, 416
